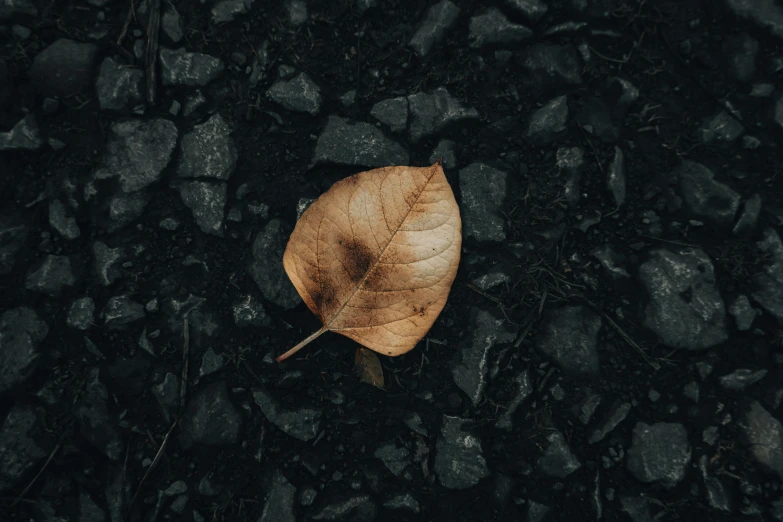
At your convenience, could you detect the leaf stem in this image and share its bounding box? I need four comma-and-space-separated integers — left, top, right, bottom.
276, 326, 328, 362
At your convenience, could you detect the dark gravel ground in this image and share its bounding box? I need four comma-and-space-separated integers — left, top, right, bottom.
1, 0, 783, 521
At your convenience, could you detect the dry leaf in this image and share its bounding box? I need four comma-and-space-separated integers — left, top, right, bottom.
277, 160, 461, 362
354, 347, 385, 388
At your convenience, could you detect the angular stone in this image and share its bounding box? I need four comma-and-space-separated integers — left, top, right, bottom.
0, 404, 47, 493
408, 87, 478, 143
178, 114, 237, 181
723, 33, 758, 82
79, 492, 107, 522
252, 387, 321, 441
536, 305, 601, 378
459, 163, 507, 242
181, 381, 242, 447
620, 496, 655, 522
249, 219, 303, 309
159, 47, 224, 87
504, 0, 547, 22
233, 299, 272, 327
162, 4, 184, 42
199, 348, 224, 379
0, 307, 48, 394
728, 294, 756, 331
153, 373, 180, 422
518, 43, 582, 90
0, 219, 26, 275
639, 248, 727, 350
174, 180, 227, 236
311, 493, 376, 521
93, 118, 178, 193
468, 8, 532, 48
626, 422, 690, 488
25, 255, 76, 295
95, 57, 143, 112
67, 297, 95, 330
0, 114, 42, 151
286, 0, 308, 26
724, 0, 783, 40
524, 96, 568, 145
211, 0, 253, 24
107, 190, 151, 231
719, 369, 768, 391
528, 501, 550, 522
700, 109, 744, 143
739, 401, 783, 479
750, 228, 783, 322
29, 39, 98, 97
734, 193, 761, 236
408, 0, 460, 57
102, 296, 145, 329
48, 199, 80, 239
590, 244, 630, 279
698, 455, 731, 511
266, 72, 322, 115
429, 139, 457, 169
370, 97, 408, 133
162, 294, 219, 337
383, 493, 420, 513
673, 161, 740, 228
588, 401, 632, 444
258, 471, 296, 522
434, 416, 489, 489
312, 116, 408, 168
0, 0, 38, 19
538, 431, 581, 478
374, 441, 410, 476
76, 368, 124, 460
93, 240, 124, 286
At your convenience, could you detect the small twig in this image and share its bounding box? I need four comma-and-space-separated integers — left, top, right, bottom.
577, 121, 605, 174
117, 0, 136, 46
145, 0, 161, 105
12, 442, 62, 506
514, 291, 547, 348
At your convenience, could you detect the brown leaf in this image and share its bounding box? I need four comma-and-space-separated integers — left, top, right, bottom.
354, 347, 385, 388
277, 161, 462, 362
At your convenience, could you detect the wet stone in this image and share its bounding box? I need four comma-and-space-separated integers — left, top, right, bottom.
468, 8, 532, 48
723, 32, 758, 82
211, 0, 254, 24
698, 455, 732, 512
249, 219, 301, 309
174, 180, 227, 237
67, 297, 95, 330
286, 0, 308, 26
233, 299, 272, 327
429, 139, 457, 169
434, 416, 489, 489
750, 228, 783, 322
403, 412, 427, 437
181, 381, 242, 447
524, 96, 568, 145
48, 199, 80, 240
0, 220, 26, 274
504, 0, 547, 22
723, 0, 783, 41
93, 118, 178, 193
107, 190, 152, 231
383, 493, 420, 513
374, 441, 410, 476
451, 308, 515, 407
528, 501, 550, 522
472, 267, 511, 291
729, 295, 756, 331
199, 348, 224, 379
496, 369, 532, 430
590, 244, 630, 279
159, 47, 224, 87
253, 387, 321, 441
588, 401, 632, 444
739, 401, 783, 479
408, 0, 460, 57
76, 368, 124, 460
459, 163, 508, 242
161, 3, 184, 42
538, 431, 581, 478
0, 114, 43, 151
96, 57, 143, 112
312, 116, 408, 168
408, 87, 478, 143
0, 404, 47, 493
536, 305, 601, 378
673, 161, 740, 228
311, 493, 376, 521
25, 255, 76, 295
177, 114, 237, 181
719, 369, 768, 391
93, 241, 124, 286
266, 72, 322, 115
0, 307, 48, 394
164, 480, 187, 496
607, 146, 626, 207
102, 296, 145, 329
300, 487, 317, 507
370, 97, 408, 133
626, 422, 690, 488
700, 109, 744, 143
733, 193, 761, 236
258, 471, 296, 522
620, 496, 655, 522
638, 248, 727, 350
518, 43, 582, 91
29, 38, 98, 98
683, 381, 700, 403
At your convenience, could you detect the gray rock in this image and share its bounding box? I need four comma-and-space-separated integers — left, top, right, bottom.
286, 0, 308, 26
0, 404, 47, 493
468, 8, 532, 48
729, 294, 756, 331
266, 72, 322, 115
739, 401, 783, 479
408, 87, 478, 143
719, 369, 767, 391
339, 89, 356, 107
723, 33, 758, 82
459, 163, 508, 242
700, 109, 744, 143
750, 228, 783, 322
524, 96, 568, 144
258, 471, 296, 522
626, 422, 690, 488
107, 189, 152, 231
698, 455, 732, 511
25, 255, 76, 295
620, 496, 655, 522
434, 416, 489, 489
724, 0, 783, 40
76, 368, 124, 460
93, 118, 178, 193
590, 244, 630, 279
528, 501, 550, 522
299, 487, 317, 507
153, 373, 180, 422
95, 57, 143, 112
174, 180, 227, 236
536, 305, 601, 378
452, 309, 515, 407
312, 116, 408, 168
249, 219, 301, 309
184, 90, 208, 116
0, 0, 37, 19
639, 248, 727, 350
356, 0, 377, 13
471, 267, 511, 291
703, 426, 719, 446
0, 114, 43, 150
374, 441, 410, 476
0, 307, 48, 394
607, 146, 626, 207
0, 220, 26, 275
159, 47, 224, 87
29, 39, 98, 97
211, 0, 253, 24
504, 0, 547, 22
178, 114, 237, 181
164, 480, 187, 496
370, 97, 408, 133
67, 297, 95, 330
588, 401, 632, 443
93, 240, 124, 286
518, 43, 582, 90
79, 492, 107, 522
683, 381, 700, 403
408, 0, 460, 57
233, 299, 272, 327
181, 381, 242, 447
252, 387, 321, 441
163, 294, 219, 337
161, 4, 184, 43
575, 390, 602, 425
295, 198, 315, 219
159, 217, 180, 231
733, 193, 761, 236
311, 493, 376, 521
538, 431, 581, 478
199, 348, 224, 379
102, 296, 145, 329
383, 493, 420, 513
429, 139, 457, 169
496, 370, 532, 430
49, 199, 80, 239
674, 161, 740, 228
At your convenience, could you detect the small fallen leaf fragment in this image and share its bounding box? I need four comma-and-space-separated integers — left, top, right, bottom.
277, 161, 462, 362
354, 347, 384, 388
